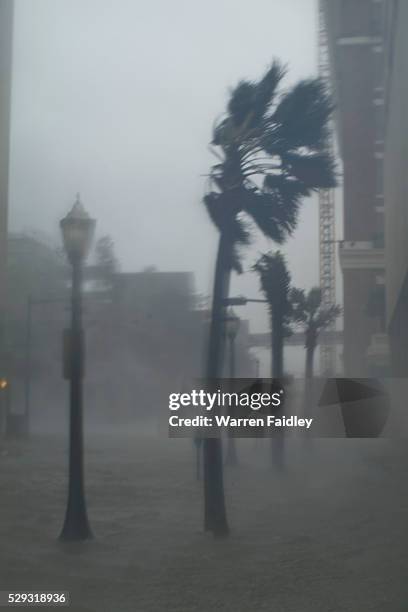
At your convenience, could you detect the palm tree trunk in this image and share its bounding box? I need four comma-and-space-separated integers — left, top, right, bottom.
225, 335, 238, 467
225, 434, 238, 466
271, 314, 283, 379
203, 231, 231, 537
305, 344, 315, 379
303, 342, 316, 425
270, 313, 285, 468
278, 331, 284, 378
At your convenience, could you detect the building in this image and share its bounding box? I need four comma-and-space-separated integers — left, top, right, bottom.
0, 1, 13, 348
0, 2, 14, 431
382, 1, 408, 375
4, 249, 255, 429
322, 0, 388, 375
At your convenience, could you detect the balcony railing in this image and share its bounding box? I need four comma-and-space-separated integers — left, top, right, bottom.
339, 240, 385, 270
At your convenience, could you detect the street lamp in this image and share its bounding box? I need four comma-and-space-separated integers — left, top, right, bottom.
59, 194, 95, 541
224, 309, 240, 466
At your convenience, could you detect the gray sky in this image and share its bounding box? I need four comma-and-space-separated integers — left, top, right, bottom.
9, 0, 323, 364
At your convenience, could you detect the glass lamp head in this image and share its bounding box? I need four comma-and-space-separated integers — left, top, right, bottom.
60, 194, 96, 264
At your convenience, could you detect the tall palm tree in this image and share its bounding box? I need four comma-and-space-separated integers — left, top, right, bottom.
203, 60, 336, 537
253, 251, 293, 379
290, 287, 341, 378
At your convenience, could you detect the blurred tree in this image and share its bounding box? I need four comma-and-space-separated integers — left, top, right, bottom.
203, 59, 336, 536
253, 251, 293, 379
94, 235, 118, 291
290, 287, 341, 378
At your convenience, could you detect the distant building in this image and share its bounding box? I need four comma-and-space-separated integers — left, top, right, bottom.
5, 253, 255, 428
323, 0, 388, 375
83, 270, 256, 424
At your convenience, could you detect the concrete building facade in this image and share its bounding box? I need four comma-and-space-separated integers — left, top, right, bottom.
382, 1, 408, 375
323, 0, 388, 375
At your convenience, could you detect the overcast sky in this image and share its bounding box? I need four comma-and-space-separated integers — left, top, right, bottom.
9, 0, 326, 368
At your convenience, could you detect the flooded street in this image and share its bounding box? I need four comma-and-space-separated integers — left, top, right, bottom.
1, 434, 406, 611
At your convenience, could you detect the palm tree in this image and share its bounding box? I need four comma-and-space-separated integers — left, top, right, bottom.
253, 251, 292, 470
253, 251, 293, 379
203, 60, 336, 537
290, 287, 341, 378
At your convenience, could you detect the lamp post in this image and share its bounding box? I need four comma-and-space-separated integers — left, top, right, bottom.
59, 195, 95, 541
224, 309, 240, 466
225, 309, 240, 377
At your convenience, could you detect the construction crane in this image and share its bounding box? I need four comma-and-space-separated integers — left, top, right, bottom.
318, 0, 337, 375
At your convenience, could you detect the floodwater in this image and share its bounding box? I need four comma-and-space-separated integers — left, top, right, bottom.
1, 433, 407, 611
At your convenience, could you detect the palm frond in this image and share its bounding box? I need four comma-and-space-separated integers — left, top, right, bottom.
227, 81, 256, 127
244, 192, 287, 243
282, 152, 337, 189
253, 251, 292, 316
205, 65, 336, 259
243, 177, 307, 240
211, 119, 229, 146
250, 60, 286, 125
204, 191, 249, 240
306, 287, 323, 314
315, 303, 342, 328
290, 285, 341, 339
272, 79, 334, 151
289, 288, 308, 323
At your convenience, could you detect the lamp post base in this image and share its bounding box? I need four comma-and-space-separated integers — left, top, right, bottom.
59, 514, 93, 542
